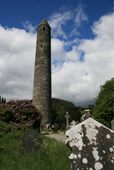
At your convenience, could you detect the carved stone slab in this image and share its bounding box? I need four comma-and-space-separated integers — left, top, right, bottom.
65, 118, 114, 170
61, 123, 66, 130
20, 129, 42, 155
54, 123, 58, 132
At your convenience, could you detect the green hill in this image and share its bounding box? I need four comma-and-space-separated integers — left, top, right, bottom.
51, 98, 85, 124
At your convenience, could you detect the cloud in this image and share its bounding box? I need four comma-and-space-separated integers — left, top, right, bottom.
52, 12, 114, 107
48, 11, 72, 39
0, 24, 36, 101
51, 38, 81, 75
74, 4, 88, 27
48, 4, 88, 39
23, 21, 37, 33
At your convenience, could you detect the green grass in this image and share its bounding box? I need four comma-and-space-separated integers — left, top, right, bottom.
0, 129, 71, 170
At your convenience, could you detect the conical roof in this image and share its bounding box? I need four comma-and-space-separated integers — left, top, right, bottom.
39, 18, 50, 27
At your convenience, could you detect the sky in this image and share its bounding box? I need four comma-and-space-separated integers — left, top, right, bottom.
0, 0, 114, 108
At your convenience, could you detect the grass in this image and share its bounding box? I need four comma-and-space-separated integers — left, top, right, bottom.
0, 128, 71, 170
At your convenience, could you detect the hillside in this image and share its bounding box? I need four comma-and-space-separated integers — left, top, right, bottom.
51, 98, 86, 124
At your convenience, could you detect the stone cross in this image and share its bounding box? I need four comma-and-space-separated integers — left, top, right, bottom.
111, 119, 114, 130
64, 112, 70, 130
84, 109, 91, 118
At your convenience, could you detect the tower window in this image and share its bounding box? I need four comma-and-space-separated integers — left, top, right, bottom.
43, 27, 45, 30
41, 44, 42, 47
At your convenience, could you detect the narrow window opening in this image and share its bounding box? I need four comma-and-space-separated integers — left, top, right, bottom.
41, 44, 42, 47
43, 27, 45, 30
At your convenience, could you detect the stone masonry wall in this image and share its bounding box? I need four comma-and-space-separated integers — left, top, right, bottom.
32, 19, 52, 129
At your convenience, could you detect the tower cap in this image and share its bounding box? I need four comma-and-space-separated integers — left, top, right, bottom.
38, 18, 50, 27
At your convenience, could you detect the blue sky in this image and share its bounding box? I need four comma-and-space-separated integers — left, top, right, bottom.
0, 0, 113, 108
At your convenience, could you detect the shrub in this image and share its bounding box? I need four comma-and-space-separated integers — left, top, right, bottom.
0, 99, 44, 134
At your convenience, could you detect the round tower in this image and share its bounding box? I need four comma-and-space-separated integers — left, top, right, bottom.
32, 18, 52, 129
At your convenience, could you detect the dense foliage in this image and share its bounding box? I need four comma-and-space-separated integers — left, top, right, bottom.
0, 99, 43, 134
87, 104, 95, 115
0, 97, 6, 104
92, 77, 114, 128
51, 102, 59, 125
51, 98, 85, 124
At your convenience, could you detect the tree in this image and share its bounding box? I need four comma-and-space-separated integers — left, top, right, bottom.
92, 77, 114, 128
55, 106, 67, 124
87, 104, 96, 115
51, 102, 59, 124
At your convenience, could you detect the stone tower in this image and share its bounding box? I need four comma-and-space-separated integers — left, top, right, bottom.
32, 18, 52, 129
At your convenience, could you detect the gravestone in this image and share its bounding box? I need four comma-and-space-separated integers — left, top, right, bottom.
64, 112, 70, 130
48, 123, 51, 129
76, 121, 79, 125
111, 119, 114, 130
65, 118, 114, 170
20, 129, 42, 155
52, 125, 54, 129
46, 124, 48, 130
54, 123, 58, 132
61, 123, 66, 130
48, 127, 52, 131
70, 120, 76, 128
80, 109, 93, 122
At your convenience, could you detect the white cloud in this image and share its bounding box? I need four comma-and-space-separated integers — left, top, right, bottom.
0, 25, 36, 101
52, 12, 114, 107
48, 4, 88, 39
74, 5, 88, 27
23, 21, 37, 33
51, 38, 65, 60
48, 11, 71, 39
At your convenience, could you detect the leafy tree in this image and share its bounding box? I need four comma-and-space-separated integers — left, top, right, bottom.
52, 98, 76, 124
0, 97, 6, 104
92, 77, 114, 128
51, 102, 59, 124
87, 104, 96, 115
75, 109, 83, 122
52, 98, 84, 124
56, 106, 67, 124
68, 106, 83, 123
